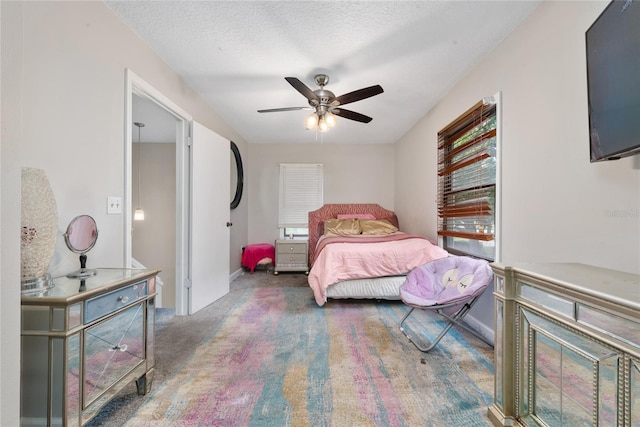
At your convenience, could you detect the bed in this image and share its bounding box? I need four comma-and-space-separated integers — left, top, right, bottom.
307, 204, 448, 306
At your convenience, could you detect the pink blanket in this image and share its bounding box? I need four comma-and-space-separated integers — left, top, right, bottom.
308, 233, 448, 306
242, 243, 275, 273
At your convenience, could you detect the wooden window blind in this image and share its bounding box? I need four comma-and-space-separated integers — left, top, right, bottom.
437, 99, 497, 259
278, 163, 324, 229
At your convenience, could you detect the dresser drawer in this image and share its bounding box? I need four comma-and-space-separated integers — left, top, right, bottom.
84, 280, 148, 323
277, 243, 307, 254
84, 302, 145, 405
277, 253, 307, 264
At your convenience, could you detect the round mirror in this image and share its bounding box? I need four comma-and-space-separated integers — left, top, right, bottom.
230, 141, 243, 209
64, 215, 99, 278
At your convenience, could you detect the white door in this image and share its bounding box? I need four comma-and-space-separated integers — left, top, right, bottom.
190, 122, 230, 314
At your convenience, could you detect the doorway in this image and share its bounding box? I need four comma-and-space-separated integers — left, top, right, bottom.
125, 70, 231, 316
125, 69, 192, 315
132, 94, 178, 308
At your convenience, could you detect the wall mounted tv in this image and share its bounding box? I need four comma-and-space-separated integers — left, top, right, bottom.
586, 0, 640, 162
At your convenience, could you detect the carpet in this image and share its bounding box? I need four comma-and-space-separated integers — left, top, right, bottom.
124, 287, 494, 426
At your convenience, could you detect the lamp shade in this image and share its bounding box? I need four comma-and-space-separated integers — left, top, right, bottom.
21, 167, 58, 293
134, 208, 145, 221
325, 112, 337, 128
318, 116, 329, 132
304, 113, 319, 130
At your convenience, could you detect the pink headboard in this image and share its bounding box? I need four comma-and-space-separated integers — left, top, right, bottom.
308, 203, 398, 266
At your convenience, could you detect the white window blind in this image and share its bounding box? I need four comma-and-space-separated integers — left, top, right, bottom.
278, 163, 324, 229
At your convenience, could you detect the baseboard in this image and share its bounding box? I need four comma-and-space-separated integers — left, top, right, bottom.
463, 314, 495, 346
230, 267, 243, 282
21, 417, 61, 426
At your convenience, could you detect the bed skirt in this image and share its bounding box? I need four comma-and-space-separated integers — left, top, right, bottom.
325, 275, 406, 301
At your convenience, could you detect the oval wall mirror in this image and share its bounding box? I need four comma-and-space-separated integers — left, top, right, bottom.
230, 141, 243, 209
64, 214, 99, 278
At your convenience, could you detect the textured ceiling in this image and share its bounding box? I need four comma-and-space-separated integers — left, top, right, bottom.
106, 1, 540, 144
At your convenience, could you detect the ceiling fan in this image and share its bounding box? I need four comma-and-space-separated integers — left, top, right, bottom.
258, 74, 383, 131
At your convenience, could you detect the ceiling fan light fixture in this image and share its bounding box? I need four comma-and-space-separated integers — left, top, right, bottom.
258, 75, 382, 133
305, 113, 319, 130
325, 112, 337, 128
318, 115, 329, 133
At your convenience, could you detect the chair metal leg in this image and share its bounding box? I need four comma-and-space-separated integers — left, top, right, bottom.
399, 296, 491, 353
400, 307, 457, 352
438, 309, 492, 346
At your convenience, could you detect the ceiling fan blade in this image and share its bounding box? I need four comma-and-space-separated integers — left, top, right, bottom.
257, 106, 312, 113
332, 108, 373, 123
334, 85, 384, 106
285, 77, 319, 103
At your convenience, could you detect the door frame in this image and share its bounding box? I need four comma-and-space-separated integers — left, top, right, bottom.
125, 69, 192, 315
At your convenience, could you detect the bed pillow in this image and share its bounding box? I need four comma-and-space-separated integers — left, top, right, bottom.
336, 213, 376, 220
380, 214, 400, 229
360, 219, 398, 235
324, 218, 361, 236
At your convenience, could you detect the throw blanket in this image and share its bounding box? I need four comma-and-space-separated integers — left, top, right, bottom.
308, 233, 448, 306
242, 243, 275, 273
312, 232, 428, 265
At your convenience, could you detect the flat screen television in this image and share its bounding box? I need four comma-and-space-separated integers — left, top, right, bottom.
586, 0, 640, 162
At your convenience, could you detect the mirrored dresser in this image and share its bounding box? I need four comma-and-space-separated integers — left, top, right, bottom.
21, 268, 160, 426
489, 263, 640, 427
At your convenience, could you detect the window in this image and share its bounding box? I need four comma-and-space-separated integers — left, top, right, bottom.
437, 97, 498, 260
278, 163, 323, 237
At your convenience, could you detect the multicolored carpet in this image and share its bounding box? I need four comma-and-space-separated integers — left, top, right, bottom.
125, 287, 494, 426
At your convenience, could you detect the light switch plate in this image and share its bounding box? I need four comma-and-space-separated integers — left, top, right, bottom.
107, 196, 122, 214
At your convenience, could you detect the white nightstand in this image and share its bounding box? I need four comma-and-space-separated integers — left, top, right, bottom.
274, 239, 308, 274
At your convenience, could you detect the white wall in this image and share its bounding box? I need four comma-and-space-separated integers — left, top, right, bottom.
247, 143, 395, 245
395, 0, 640, 335
1, 2, 23, 423
0, 2, 249, 421
16, 1, 247, 277
132, 143, 176, 308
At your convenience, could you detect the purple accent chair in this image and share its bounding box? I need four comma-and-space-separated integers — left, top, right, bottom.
399, 256, 493, 352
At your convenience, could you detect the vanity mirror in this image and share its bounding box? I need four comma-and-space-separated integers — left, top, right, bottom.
64, 215, 99, 278
230, 141, 243, 210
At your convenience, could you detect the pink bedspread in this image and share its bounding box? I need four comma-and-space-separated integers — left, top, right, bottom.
308, 233, 448, 306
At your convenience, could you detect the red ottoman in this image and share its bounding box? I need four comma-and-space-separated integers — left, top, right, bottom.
242, 243, 275, 273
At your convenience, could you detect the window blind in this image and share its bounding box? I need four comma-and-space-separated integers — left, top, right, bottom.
437, 99, 497, 259
278, 163, 324, 229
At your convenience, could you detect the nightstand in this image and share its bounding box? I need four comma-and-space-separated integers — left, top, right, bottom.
274, 239, 308, 274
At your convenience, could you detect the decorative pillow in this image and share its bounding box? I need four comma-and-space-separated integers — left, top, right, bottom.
324, 218, 361, 236
360, 219, 398, 235
379, 214, 400, 229
336, 213, 376, 220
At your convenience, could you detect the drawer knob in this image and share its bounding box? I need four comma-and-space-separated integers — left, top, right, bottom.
118, 295, 130, 304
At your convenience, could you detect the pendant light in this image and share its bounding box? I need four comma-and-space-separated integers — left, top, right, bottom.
134, 122, 145, 221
